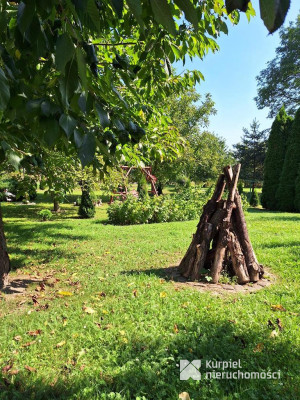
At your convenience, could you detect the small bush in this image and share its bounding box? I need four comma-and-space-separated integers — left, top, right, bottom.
107, 186, 208, 225
249, 190, 260, 207
9, 176, 37, 201
237, 181, 244, 194
176, 175, 191, 188
240, 193, 250, 211
39, 209, 53, 221
78, 190, 96, 218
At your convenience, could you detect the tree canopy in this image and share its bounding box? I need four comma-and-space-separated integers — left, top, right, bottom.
255, 13, 300, 118
0, 0, 291, 174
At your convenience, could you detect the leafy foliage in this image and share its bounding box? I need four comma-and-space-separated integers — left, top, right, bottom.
233, 119, 267, 184
0, 0, 241, 172
8, 175, 37, 201
107, 186, 209, 225
38, 209, 53, 221
225, 0, 290, 33
261, 107, 293, 210
255, 14, 300, 117
276, 108, 300, 211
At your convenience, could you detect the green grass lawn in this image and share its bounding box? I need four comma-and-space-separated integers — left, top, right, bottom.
0, 194, 299, 399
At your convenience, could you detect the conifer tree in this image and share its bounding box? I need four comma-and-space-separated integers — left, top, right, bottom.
294, 164, 300, 211
261, 107, 292, 210
276, 108, 300, 211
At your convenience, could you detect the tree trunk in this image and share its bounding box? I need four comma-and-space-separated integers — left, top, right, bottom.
53, 199, 61, 213
0, 206, 10, 289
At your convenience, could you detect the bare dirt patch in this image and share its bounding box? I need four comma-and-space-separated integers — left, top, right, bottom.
165, 266, 275, 295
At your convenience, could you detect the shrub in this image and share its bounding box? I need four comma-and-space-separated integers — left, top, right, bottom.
9, 175, 37, 201
78, 190, 96, 218
39, 209, 53, 221
107, 186, 208, 225
176, 175, 191, 188
240, 193, 250, 211
237, 181, 244, 194
249, 190, 260, 207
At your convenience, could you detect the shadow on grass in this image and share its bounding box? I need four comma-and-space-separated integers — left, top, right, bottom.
0, 319, 298, 399
4, 222, 90, 271
247, 208, 300, 222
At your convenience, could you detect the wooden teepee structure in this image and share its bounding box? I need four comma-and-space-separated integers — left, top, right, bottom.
179, 164, 264, 284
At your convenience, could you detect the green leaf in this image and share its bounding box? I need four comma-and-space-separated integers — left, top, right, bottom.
126, 0, 144, 28
76, 48, 87, 91
59, 114, 77, 138
87, 0, 100, 31
59, 59, 78, 106
226, 0, 250, 14
259, 0, 290, 34
0, 68, 10, 111
74, 129, 84, 148
173, 0, 198, 31
17, 1, 35, 34
150, 0, 176, 36
78, 132, 96, 167
95, 103, 110, 128
43, 119, 60, 147
55, 33, 75, 73
111, 0, 124, 18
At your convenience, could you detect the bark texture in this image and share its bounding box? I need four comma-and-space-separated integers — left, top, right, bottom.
179, 164, 264, 284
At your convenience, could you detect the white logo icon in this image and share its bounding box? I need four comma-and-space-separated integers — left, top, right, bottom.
180, 360, 201, 380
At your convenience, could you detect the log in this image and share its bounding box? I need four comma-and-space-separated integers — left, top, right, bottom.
228, 231, 250, 284
223, 167, 262, 282
178, 164, 263, 285
179, 174, 226, 276
210, 165, 240, 283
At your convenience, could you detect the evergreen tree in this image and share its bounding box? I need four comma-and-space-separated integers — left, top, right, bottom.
233, 119, 267, 185
276, 108, 300, 211
249, 190, 260, 207
261, 107, 292, 210
294, 164, 300, 211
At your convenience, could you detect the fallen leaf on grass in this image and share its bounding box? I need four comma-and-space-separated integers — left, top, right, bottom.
132, 290, 138, 297
32, 295, 39, 306
179, 392, 191, 400
270, 330, 279, 338
228, 320, 236, 324
253, 343, 264, 353
24, 365, 36, 373
83, 306, 95, 314
173, 324, 179, 334
98, 292, 106, 297
57, 291, 73, 297
14, 335, 22, 342
9, 369, 19, 375
271, 304, 286, 311
55, 341, 66, 348
22, 341, 36, 348
267, 320, 275, 329
18, 300, 27, 306
103, 324, 113, 330
27, 330, 42, 336
276, 318, 283, 331
2, 365, 12, 373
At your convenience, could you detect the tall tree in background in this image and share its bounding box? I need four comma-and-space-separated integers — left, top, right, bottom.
233, 119, 267, 187
255, 14, 300, 118
276, 108, 300, 211
153, 88, 233, 186
261, 107, 293, 210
